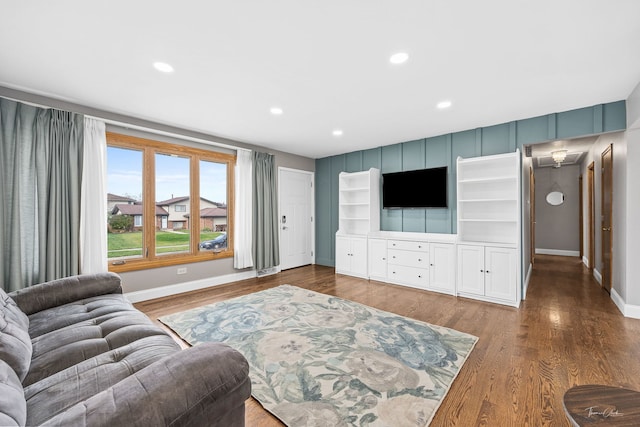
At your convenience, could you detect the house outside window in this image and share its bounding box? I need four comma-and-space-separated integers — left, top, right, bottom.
106, 132, 234, 272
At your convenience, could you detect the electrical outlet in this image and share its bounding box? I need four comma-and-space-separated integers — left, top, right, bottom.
177, 267, 187, 275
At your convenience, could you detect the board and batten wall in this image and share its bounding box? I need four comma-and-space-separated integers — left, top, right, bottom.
315, 100, 626, 268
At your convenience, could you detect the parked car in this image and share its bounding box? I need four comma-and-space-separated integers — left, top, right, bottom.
199, 233, 227, 250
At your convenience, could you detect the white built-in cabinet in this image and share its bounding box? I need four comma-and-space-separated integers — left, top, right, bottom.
335, 169, 380, 278
335, 235, 368, 278
368, 238, 387, 280
334, 153, 522, 308
456, 150, 521, 307
367, 233, 456, 296
429, 243, 457, 295
457, 245, 517, 304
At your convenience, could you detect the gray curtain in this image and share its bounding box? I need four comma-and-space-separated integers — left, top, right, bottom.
252, 152, 279, 270
0, 98, 83, 291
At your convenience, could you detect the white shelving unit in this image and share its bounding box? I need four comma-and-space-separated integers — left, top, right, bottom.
335, 168, 380, 278
337, 168, 380, 235
457, 151, 520, 246
456, 150, 521, 307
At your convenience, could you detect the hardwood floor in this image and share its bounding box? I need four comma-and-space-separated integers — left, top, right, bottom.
135, 255, 640, 426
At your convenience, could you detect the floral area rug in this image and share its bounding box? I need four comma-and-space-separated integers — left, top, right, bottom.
159, 285, 478, 427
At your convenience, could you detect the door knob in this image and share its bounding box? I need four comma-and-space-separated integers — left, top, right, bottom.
602, 227, 611, 231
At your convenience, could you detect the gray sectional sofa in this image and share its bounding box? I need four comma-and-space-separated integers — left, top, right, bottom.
0, 272, 251, 426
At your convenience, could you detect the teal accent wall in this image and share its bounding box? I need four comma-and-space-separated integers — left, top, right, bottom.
315, 100, 626, 266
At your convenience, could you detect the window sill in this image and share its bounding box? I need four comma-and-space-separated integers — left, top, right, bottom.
108, 250, 233, 273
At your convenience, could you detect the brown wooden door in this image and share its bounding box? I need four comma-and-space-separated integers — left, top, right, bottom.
579, 174, 583, 259
601, 145, 613, 293
588, 162, 595, 274
530, 166, 535, 266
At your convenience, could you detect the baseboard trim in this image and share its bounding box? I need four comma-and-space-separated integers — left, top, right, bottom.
535, 248, 580, 257
523, 263, 532, 300
124, 270, 257, 303
611, 288, 640, 319
582, 256, 589, 267
593, 268, 603, 285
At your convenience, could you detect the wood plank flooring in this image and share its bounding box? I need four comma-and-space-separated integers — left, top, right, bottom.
134, 255, 640, 426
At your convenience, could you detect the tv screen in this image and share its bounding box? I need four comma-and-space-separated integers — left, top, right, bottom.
382, 167, 448, 209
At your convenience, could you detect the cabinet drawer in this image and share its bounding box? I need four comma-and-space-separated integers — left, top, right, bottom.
388, 265, 429, 288
387, 240, 428, 252
388, 249, 429, 268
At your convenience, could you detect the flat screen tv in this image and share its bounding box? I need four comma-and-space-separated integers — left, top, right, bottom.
382, 167, 448, 209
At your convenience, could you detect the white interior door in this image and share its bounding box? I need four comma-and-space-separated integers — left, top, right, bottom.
279, 168, 314, 270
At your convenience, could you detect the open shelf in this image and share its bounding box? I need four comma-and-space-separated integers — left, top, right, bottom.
337, 168, 380, 236
457, 150, 520, 245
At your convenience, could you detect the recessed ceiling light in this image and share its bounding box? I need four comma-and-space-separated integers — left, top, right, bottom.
332, 129, 343, 137
389, 52, 409, 64
153, 62, 174, 73
270, 107, 283, 115
437, 100, 452, 109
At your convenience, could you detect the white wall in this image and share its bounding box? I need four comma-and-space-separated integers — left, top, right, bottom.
534, 164, 580, 253
623, 80, 640, 308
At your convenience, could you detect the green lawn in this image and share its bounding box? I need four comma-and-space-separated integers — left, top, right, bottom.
108, 231, 222, 258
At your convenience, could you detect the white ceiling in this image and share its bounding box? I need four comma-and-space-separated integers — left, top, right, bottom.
2, 1, 640, 159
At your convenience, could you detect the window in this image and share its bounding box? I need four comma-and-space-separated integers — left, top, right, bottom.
106, 132, 235, 272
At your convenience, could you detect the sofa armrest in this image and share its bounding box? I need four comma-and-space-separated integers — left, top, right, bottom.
8, 273, 122, 315
41, 342, 251, 427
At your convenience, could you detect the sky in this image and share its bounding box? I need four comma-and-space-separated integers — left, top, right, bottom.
107, 146, 227, 204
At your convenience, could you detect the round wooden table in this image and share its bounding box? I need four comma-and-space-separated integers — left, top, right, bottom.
563, 385, 640, 426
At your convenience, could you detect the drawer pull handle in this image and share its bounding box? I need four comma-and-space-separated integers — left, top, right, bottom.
418, 258, 422, 262
486, 270, 490, 274
480, 269, 484, 273
418, 275, 422, 278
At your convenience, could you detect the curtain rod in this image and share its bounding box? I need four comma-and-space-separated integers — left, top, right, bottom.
1, 94, 250, 153
90, 116, 251, 153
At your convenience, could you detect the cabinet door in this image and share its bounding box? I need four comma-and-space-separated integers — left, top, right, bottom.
335, 236, 351, 274
368, 239, 387, 279
484, 246, 517, 302
457, 245, 485, 296
429, 243, 455, 294
350, 237, 368, 277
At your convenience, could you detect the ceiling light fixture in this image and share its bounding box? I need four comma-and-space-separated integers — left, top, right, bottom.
437, 100, 452, 109
551, 150, 568, 164
270, 107, 283, 115
389, 52, 409, 64
332, 129, 343, 137
153, 62, 174, 73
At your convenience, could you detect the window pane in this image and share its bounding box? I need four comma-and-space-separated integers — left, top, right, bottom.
155, 153, 190, 255
107, 146, 144, 260
199, 160, 228, 252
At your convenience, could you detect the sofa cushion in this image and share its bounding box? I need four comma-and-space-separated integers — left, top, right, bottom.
24, 334, 181, 426
0, 289, 32, 382
0, 360, 27, 426
24, 294, 175, 387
